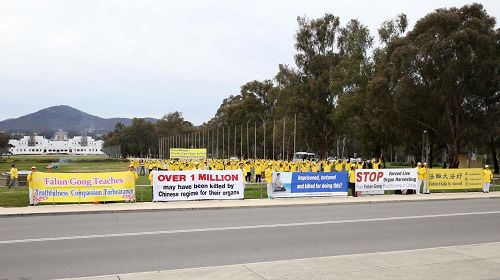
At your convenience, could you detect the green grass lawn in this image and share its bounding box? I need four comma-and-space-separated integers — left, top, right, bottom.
0, 156, 497, 207
0, 155, 128, 172
0, 186, 29, 207
0, 156, 271, 206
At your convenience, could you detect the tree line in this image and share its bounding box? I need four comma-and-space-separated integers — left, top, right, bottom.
104, 4, 499, 173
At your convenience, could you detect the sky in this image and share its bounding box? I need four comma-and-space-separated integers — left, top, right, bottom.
0, 0, 498, 125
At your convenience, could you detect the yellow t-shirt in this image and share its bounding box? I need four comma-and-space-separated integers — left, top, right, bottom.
335, 162, 343, 172
311, 163, 318, 172
348, 169, 356, 183
265, 167, 274, 182
129, 170, 138, 180
300, 163, 309, 172
148, 171, 154, 183
417, 167, 427, 180
324, 162, 333, 172
10, 167, 18, 179
27, 171, 36, 187
483, 169, 493, 183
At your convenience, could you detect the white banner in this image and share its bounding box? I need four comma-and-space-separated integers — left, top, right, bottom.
152, 170, 244, 201
355, 169, 418, 192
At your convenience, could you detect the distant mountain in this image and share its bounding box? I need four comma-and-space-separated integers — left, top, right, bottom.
0, 105, 157, 134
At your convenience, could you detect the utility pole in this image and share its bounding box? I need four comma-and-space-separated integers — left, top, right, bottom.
282, 117, 286, 160
263, 120, 266, 159
294, 114, 296, 155
254, 122, 257, 160
273, 119, 275, 160
246, 121, 250, 159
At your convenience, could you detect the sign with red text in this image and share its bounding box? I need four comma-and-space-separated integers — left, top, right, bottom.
152, 170, 244, 201
355, 169, 418, 192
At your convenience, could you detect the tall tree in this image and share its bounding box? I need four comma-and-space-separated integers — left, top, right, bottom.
292, 14, 341, 156
0, 132, 11, 157
379, 4, 498, 166
156, 111, 193, 137
330, 19, 374, 158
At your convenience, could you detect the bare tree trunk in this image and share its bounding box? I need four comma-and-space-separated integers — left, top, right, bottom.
336, 135, 340, 158
446, 94, 462, 169
341, 135, 346, 159
322, 125, 328, 159
490, 135, 499, 174
428, 138, 434, 168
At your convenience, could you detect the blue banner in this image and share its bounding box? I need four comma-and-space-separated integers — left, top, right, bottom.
271, 172, 348, 198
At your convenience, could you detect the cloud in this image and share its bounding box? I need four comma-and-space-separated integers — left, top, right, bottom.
0, 0, 498, 124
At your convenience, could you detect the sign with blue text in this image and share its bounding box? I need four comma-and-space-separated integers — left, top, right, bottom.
271, 172, 348, 198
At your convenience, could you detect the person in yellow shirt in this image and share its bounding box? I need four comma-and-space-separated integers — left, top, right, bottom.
300, 162, 309, 172
128, 165, 139, 181
148, 167, 158, 185
276, 162, 284, 172
422, 162, 429, 193
283, 161, 290, 172
323, 160, 333, 172
255, 162, 263, 183
416, 162, 426, 194
244, 161, 252, 183
482, 165, 493, 193
356, 160, 363, 170
265, 163, 274, 199
8, 164, 18, 188
335, 160, 343, 172
133, 159, 140, 173
348, 164, 357, 197
27, 166, 37, 188
311, 161, 319, 172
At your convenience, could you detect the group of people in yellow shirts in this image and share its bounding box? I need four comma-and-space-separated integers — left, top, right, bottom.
129, 157, 383, 184
4, 157, 495, 197
130, 158, 494, 196
9, 164, 38, 188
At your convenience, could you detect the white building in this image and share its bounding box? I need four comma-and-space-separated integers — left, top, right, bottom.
8, 133, 104, 155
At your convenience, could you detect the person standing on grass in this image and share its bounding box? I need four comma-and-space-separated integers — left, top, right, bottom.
482, 165, 493, 193
8, 164, 18, 188
27, 166, 37, 188
139, 160, 145, 176
244, 161, 252, 183
254, 161, 263, 183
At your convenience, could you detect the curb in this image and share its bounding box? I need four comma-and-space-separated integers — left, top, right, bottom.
1, 194, 499, 218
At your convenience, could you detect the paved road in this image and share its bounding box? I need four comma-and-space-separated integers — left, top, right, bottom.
1, 199, 500, 280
